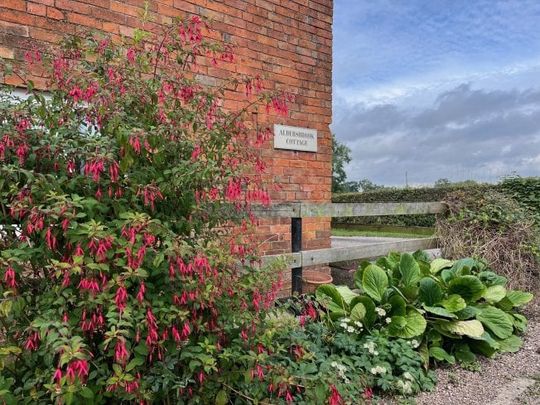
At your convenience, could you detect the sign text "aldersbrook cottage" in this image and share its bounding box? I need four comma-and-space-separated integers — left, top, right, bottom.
273, 124, 318, 152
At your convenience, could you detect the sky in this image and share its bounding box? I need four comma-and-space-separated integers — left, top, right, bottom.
331, 0, 540, 186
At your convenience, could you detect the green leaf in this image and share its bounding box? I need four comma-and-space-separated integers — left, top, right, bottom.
423, 305, 457, 319
316, 285, 345, 308
79, 387, 94, 399
483, 285, 507, 303
440, 269, 455, 284
454, 343, 476, 363
350, 296, 377, 327
505, 290, 534, 307
442, 320, 484, 338
498, 335, 522, 353
448, 276, 486, 302
335, 286, 358, 305
361, 264, 388, 302
387, 309, 426, 338
512, 313, 528, 333
399, 253, 421, 287
430, 258, 453, 274
476, 306, 514, 339
350, 303, 366, 322
419, 277, 443, 305
456, 305, 481, 320
126, 357, 145, 371
477, 271, 507, 287
388, 294, 406, 316
215, 390, 229, 405
429, 347, 455, 364
441, 295, 467, 312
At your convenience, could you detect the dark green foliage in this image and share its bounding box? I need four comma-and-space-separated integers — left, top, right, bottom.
315, 253, 533, 369
332, 176, 540, 228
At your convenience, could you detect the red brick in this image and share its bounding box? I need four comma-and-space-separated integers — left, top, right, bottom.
27, 2, 47, 16
46, 7, 65, 20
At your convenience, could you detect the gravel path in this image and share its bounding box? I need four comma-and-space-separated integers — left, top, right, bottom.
416, 306, 540, 405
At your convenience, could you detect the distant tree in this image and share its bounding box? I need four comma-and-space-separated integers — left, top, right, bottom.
434, 178, 451, 188
332, 134, 352, 193
357, 178, 384, 192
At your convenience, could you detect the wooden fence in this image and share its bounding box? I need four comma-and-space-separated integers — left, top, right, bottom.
256, 202, 446, 293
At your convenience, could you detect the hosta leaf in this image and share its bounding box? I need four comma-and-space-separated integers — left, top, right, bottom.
497, 335, 522, 353
448, 276, 486, 302
388, 294, 406, 316
350, 303, 366, 322
429, 346, 455, 364
413, 250, 431, 263
399, 253, 421, 287
456, 305, 481, 320
440, 269, 455, 284
419, 277, 443, 305
335, 286, 359, 305
483, 285, 507, 304
441, 295, 467, 313
477, 271, 507, 287
469, 339, 497, 358
476, 306, 514, 339
477, 331, 500, 349
512, 313, 528, 333
506, 290, 534, 307
442, 320, 484, 338
430, 258, 453, 274
316, 285, 345, 308
423, 305, 457, 319
387, 309, 426, 338
451, 258, 477, 275
454, 343, 476, 363
362, 264, 388, 302
350, 296, 377, 327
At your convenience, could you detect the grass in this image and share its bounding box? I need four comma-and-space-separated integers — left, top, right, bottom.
331, 227, 434, 239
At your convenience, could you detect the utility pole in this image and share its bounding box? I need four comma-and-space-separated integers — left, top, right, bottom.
405, 171, 409, 188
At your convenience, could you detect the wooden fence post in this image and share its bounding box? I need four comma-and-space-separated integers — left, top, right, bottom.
291, 217, 302, 294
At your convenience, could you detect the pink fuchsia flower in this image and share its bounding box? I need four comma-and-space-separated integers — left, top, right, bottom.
114, 338, 129, 364
53, 367, 62, 384
114, 285, 128, 313
24, 331, 40, 351
4, 266, 17, 288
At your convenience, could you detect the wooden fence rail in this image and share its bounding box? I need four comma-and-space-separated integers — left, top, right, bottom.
253, 202, 446, 218
256, 202, 446, 293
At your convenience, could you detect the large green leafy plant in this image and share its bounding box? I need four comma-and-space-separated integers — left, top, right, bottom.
316, 252, 532, 366
0, 18, 290, 404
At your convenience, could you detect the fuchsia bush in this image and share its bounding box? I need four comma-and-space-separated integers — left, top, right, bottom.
0, 17, 294, 404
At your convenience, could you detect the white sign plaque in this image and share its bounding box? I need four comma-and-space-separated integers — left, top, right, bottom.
273, 124, 317, 153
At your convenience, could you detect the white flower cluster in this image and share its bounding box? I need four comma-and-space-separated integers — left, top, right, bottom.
396, 379, 413, 394
339, 318, 363, 334
385, 317, 392, 324
370, 365, 387, 375
362, 341, 379, 356
409, 339, 420, 348
330, 361, 350, 383
375, 307, 386, 317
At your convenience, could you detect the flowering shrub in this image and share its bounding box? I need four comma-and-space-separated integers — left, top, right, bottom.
0, 17, 292, 404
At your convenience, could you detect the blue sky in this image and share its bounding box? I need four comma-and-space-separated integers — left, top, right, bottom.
331, 0, 540, 186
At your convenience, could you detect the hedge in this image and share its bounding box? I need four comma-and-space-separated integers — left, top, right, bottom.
332, 177, 540, 228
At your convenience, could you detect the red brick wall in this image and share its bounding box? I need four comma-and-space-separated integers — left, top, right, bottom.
0, 0, 333, 293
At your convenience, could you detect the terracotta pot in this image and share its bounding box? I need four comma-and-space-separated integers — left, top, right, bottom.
301, 270, 333, 294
